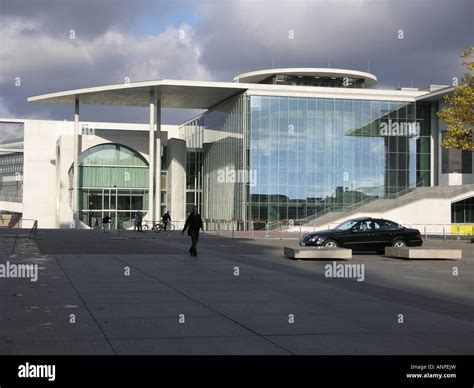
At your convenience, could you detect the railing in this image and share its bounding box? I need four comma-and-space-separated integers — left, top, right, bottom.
303, 196, 378, 223
0, 218, 38, 238
28, 220, 38, 239
200, 220, 474, 241
301, 182, 428, 225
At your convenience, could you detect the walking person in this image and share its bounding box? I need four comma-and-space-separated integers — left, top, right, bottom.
101, 215, 112, 231
182, 206, 203, 257
134, 211, 143, 232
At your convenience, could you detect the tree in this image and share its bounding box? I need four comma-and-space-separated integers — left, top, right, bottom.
438, 47, 474, 151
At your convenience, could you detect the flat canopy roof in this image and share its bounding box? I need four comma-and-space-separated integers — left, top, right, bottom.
28, 79, 248, 109
233, 67, 378, 87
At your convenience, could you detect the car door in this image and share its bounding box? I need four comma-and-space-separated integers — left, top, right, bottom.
342, 221, 372, 250
369, 219, 393, 250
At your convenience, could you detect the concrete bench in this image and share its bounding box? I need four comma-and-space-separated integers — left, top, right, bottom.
284, 246, 352, 260
385, 247, 462, 260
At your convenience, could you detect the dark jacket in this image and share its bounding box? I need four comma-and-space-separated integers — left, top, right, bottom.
182, 213, 203, 235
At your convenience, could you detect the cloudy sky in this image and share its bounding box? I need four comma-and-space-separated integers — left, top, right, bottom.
0, 0, 472, 124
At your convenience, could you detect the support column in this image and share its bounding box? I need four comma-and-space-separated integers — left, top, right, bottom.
166, 138, 186, 228
430, 101, 439, 186
148, 90, 156, 222
156, 101, 161, 218
73, 97, 80, 226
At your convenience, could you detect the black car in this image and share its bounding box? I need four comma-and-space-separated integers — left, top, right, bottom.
300, 217, 422, 252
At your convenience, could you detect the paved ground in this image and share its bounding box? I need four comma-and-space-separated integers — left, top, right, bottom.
0, 229, 473, 355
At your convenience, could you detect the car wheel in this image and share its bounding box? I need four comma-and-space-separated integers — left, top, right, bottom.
324, 239, 338, 248
392, 239, 407, 248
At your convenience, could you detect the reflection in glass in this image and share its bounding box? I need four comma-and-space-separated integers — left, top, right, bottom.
181, 95, 431, 224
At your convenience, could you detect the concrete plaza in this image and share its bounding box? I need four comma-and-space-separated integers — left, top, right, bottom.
0, 229, 473, 355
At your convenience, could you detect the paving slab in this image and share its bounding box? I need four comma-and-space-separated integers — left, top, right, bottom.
1, 340, 115, 355
110, 336, 291, 355
98, 316, 253, 339
1, 231, 473, 355
266, 333, 456, 355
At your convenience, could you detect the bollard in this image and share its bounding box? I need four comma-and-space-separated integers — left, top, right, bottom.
443, 226, 446, 241
424, 226, 427, 241
251, 221, 254, 239
299, 224, 302, 241
457, 226, 460, 241
265, 222, 269, 239
232, 220, 234, 239
280, 221, 283, 240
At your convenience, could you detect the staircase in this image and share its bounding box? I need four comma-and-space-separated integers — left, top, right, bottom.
305, 184, 474, 227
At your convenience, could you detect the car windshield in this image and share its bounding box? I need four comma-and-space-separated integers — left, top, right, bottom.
335, 220, 360, 231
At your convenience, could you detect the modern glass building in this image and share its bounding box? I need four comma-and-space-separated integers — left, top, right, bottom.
18, 67, 473, 231
181, 69, 434, 226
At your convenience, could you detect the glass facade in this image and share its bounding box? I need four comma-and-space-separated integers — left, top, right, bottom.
0, 121, 24, 203
451, 197, 474, 223
0, 152, 23, 202
259, 74, 366, 88
249, 96, 430, 223
185, 150, 203, 214
181, 94, 249, 222
74, 143, 149, 229
180, 94, 431, 224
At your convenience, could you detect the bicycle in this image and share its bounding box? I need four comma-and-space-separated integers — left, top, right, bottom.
155, 221, 175, 231
141, 222, 151, 231
142, 221, 175, 231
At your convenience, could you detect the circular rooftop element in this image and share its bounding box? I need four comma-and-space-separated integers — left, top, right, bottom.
233, 68, 378, 88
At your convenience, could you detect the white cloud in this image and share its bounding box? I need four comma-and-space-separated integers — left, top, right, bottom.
0, 17, 211, 86
0, 96, 11, 117
0, 0, 471, 122
195, 0, 471, 85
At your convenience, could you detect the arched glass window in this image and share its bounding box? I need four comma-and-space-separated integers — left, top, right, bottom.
69, 144, 149, 229
78, 144, 148, 188
80, 143, 148, 167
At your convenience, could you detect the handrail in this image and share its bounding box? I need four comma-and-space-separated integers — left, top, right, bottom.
28, 220, 38, 239
302, 182, 430, 224
303, 195, 378, 223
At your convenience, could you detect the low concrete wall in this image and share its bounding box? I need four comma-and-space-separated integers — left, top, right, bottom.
284, 247, 352, 260
385, 247, 462, 260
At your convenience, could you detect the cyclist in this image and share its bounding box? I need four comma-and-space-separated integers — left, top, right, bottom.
162, 211, 171, 230
134, 211, 143, 232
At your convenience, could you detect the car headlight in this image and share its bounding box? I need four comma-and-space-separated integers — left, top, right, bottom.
310, 235, 319, 242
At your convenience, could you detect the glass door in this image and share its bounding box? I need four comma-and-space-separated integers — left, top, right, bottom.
103, 189, 118, 228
